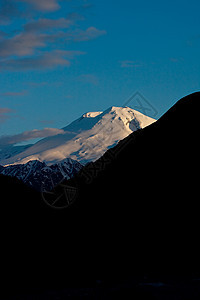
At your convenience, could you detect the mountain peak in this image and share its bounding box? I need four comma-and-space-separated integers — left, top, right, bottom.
82, 111, 103, 118
107, 106, 120, 111
103, 106, 125, 114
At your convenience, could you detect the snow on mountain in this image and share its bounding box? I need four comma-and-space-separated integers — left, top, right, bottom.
0, 158, 82, 191
0, 144, 32, 161
0, 106, 156, 166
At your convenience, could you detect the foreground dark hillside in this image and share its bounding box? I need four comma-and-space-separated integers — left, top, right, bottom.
0, 92, 200, 296
50, 91, 200, 275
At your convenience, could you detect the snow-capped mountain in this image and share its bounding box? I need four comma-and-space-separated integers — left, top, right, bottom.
0, 158, 82, 191
0, 106, 156, 167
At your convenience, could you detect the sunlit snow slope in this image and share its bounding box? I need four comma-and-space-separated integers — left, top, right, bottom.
0, 106, 156, 166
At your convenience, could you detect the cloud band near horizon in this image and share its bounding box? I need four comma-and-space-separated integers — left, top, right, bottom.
0, 127, 65, 147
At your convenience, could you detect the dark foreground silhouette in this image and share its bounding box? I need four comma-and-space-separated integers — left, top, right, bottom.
0, 92, 200, 297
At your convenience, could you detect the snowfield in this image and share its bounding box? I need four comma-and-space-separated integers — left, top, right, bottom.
0, 106, 156, 166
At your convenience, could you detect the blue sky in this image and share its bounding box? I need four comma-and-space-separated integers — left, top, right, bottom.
0, 0, 200, 146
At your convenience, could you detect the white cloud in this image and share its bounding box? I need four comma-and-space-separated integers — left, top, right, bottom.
1, 90, 27, 97
120, 60, 143, 68
0, 128, 65, 146
0, 32, 46, 57
0, 1, 106, 71
69, 27, 107, 42
0, 50, 85, 70
20, 0, 60, 12
0, 107, 13, 124
24, 17, 74, 32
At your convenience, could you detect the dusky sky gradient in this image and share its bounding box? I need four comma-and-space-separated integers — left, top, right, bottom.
0, 0, 200, 146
